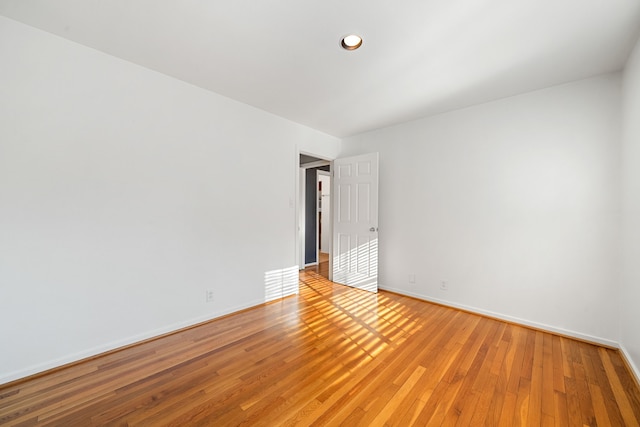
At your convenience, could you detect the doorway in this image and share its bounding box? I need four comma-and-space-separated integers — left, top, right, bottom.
299, 154, 331, 279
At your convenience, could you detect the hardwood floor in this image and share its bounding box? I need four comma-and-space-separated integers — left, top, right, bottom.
305, 253, 329, 279
1, 270, 639, 426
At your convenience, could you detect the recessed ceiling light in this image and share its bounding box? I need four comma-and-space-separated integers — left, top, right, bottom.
341, 34, 362, 51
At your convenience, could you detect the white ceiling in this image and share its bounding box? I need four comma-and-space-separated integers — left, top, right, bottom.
1, 0, 639, 137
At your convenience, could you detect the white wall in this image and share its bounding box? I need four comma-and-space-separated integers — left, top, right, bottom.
620, 36, 640, 381
341, 75, 622, 345
0, 17, 340, 384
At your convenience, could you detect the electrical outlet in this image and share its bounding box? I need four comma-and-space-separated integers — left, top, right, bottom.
408, 274, 416, 284
440, 281, 448, 291
206, 289, 214, 302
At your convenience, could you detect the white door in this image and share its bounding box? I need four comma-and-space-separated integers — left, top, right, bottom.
332, 152, 379, 293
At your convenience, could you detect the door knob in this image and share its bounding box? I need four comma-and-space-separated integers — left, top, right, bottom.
369, 227, 377, 232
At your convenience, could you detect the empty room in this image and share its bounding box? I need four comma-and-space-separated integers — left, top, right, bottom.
1, 0, 640, 425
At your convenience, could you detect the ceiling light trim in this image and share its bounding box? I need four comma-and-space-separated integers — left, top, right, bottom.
341, 34, 363, 51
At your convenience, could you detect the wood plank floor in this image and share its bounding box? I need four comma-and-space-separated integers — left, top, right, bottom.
305, 255, 329, 280
1, 270, 639, 426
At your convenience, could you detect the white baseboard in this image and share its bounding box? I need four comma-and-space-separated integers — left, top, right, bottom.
3, 285, 628, 386
379, 285, 619, 348
0, 297, 275, 386
619, 344, 640, 387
